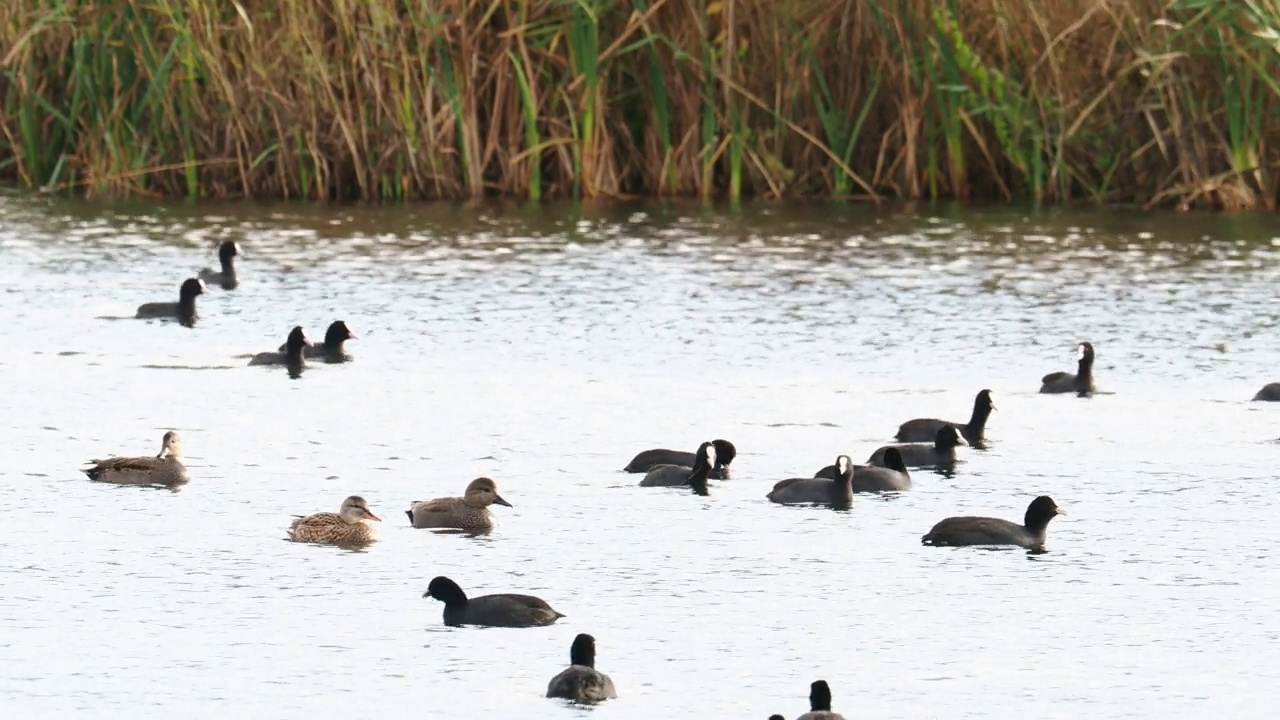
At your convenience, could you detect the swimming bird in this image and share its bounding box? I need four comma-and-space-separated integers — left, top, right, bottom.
197, 240, 242, 290
638, 441, 716, 494
850, 448, 910, 491
623, 438, 736, 479
283, 326, 307, 378
81, 430, 189, 486
545, 633, 618, 703
798, 680, 845, 720
406, 477, 512, 532
813, 450, 910, 491
922, 495, 1063, 550
868, 425, 967, 468
287, 495, 381, 546
767, 455, 854, 508
423, 576, 564, 628
249, 326, 310, 372
1252, 383, 1280, 401
1040, 342, 1095, 396
894, 389, 996, 446
277, 320, 357, 363
135, 278, 204, 328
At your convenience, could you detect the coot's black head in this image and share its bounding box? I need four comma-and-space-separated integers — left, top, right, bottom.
1025, 495, 1062, 530
179, 278, 206, 300
1077, 342, 1095, 364
881, 447, 908, 473
711, 439, 736, 468
285, 326, 308, 354
569, 633, 597, 668
424, 576, 468, 605
935, 425, 967, 449
218, 240, 242, 262
694, 441, 716, 471
809, 680, 833, 712
685, 441, 716, 495
324, 320, 356, 346
833, 455, 854, 481
977, 388, 996, 412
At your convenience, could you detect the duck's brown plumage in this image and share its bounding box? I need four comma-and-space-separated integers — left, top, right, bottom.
289, 496, 381, 546
82, 431, 189, 486
406, 477, 511, 531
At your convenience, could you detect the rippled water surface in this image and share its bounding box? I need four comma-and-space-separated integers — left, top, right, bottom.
2, 196, 1279, 719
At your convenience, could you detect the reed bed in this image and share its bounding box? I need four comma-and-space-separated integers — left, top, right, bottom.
2, 0, 1280, 208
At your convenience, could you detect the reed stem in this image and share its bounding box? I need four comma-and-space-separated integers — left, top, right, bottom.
0, 0, 1276, 209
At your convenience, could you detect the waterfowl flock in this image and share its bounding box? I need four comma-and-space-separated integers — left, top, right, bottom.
133, 240, 355, 376
81, 238, 1280, 717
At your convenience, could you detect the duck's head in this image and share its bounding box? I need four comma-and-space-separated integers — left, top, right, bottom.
464, 477, 512, 508
157, 430, 183, 459
339, 495, 381, 524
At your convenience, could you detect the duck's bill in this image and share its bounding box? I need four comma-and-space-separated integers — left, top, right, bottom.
493, 495, 513, 508
366, 511, 383, 522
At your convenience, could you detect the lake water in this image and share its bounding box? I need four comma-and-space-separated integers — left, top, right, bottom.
1, 196, 1278, 719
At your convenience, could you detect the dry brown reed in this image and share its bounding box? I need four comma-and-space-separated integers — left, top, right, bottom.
2, 0, 1279, 208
